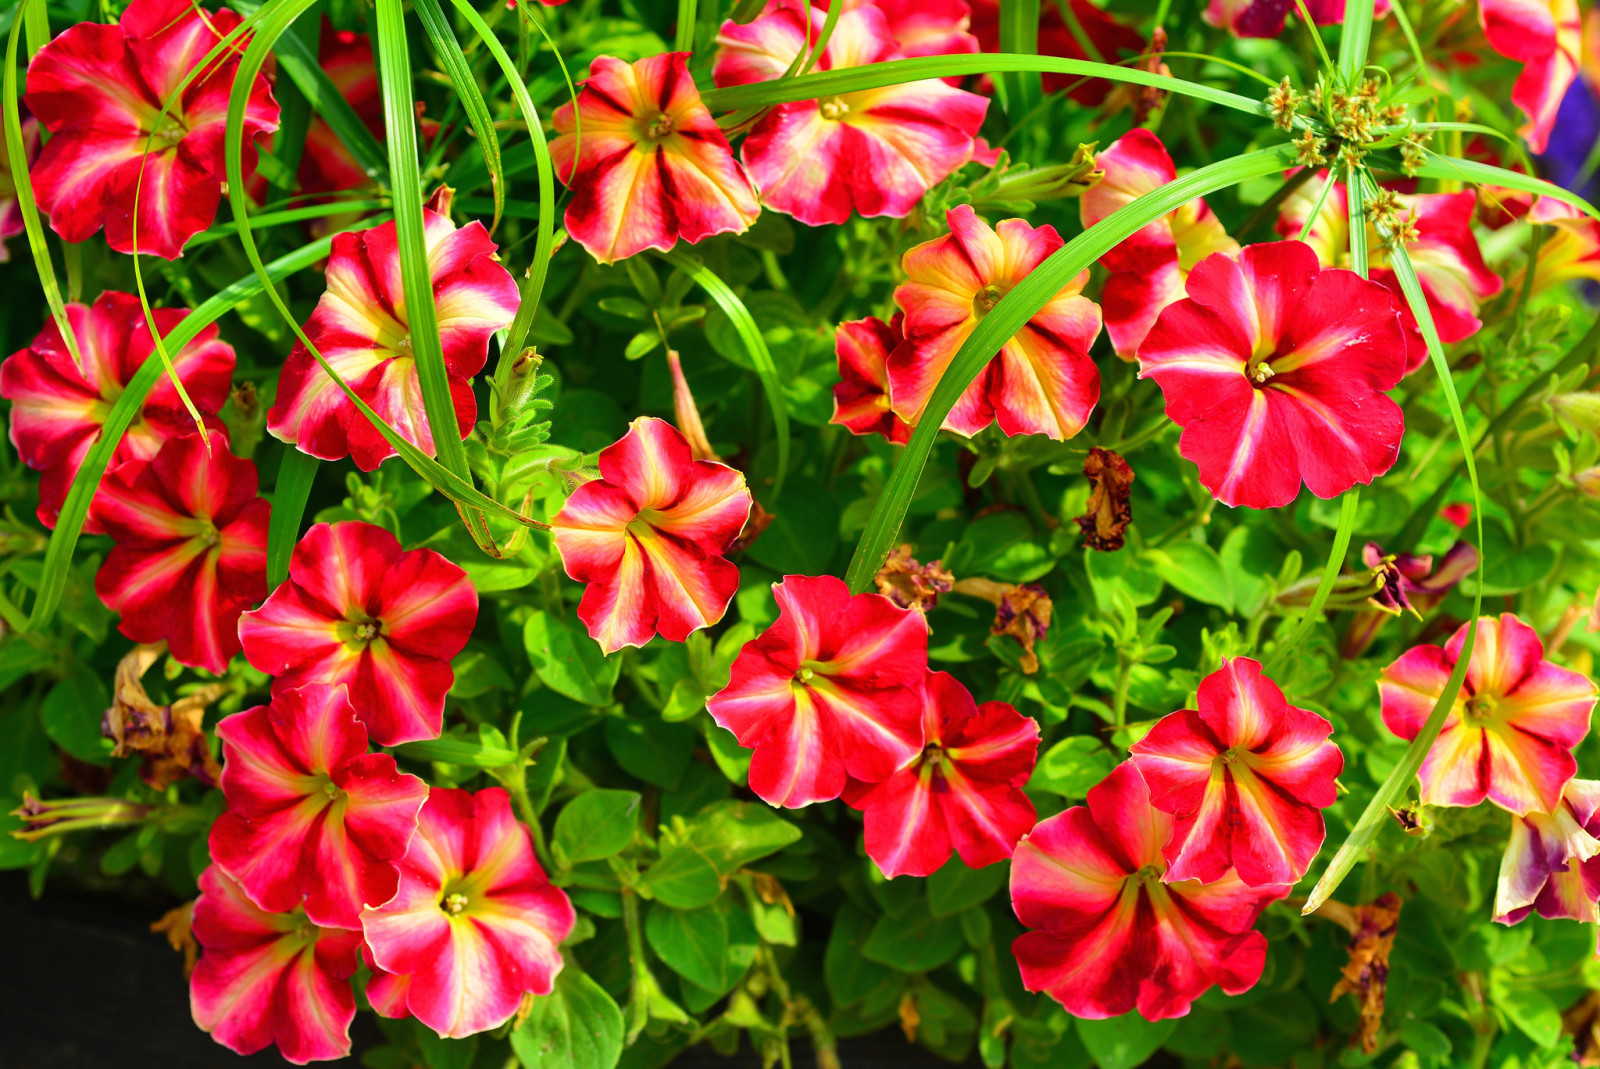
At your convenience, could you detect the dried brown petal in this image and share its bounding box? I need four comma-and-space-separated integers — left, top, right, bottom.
1564, 991, 1600, 1066
874, 545, 955, 612
1076, 447, 1134, 552
106, 643, 227, 790
727, 500, 775, 556
151, 900, 199, 978
1323, 892, 1403, 1054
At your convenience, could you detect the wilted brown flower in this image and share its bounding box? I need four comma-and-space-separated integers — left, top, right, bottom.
1321, 892, 1403, 1054
727, 499, 775, 555
1564, 991, 1600, 1065
1076, 447, 1134, 551
874, 545, 954, 612
955, 578, 1054, 673
1102, 27, 1170, 126
105, 643, 227, 790
152, 900, 199, 978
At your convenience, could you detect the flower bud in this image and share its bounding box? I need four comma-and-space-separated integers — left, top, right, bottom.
1550, 391, 1600, 437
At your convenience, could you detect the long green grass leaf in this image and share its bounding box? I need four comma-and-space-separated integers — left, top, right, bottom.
998, 0, 1042, 117
5, 0, 82, 370
412, 0, 504, 233
1337, 0, 1373, 84
844, 144, 1298, 591
658, 249, 791, 499
1261, 490, 1358, 676
701, 54, 1282, 121
267, 448, 320, 589
1410, 154, 1600, 220
1302, 171, 1486, 914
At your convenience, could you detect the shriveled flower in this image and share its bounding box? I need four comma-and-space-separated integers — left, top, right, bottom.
1494, 778, 1600, 924
1139, 240, 1408, 509
1380, 613, 1597, 816
843, 671, 1039, 878
237, 521, 478, 747
106, 642, 227, 789
361, 788, 575, 1039
713, 3, 988, 226
707, 574, 929, 808
1131, 657, 1343, 886
1322, 892, 1403, 1055
1480, 0, 1582, 152
1080, 131, 1238, 358
0, 290, 234, 530
874, 544, 954, 612
211, 684, 428, 930
1010, 761, 1288, 1021
550, 417, 752, 654
24, 0, 280, 258
890, 206, 1103, 439
1341, 541, 1479, 657
265, 210, 520, 471
968, 0, 1145, 103
190, 866, 362, 1064
1277, 172, 1502, 373
92, 433, 269, 675
956, 578, 1055, 672
549, 52, 760, 264
832, 315, 915, 445
0, 106, 39, 260
1077, 447, 1135, 551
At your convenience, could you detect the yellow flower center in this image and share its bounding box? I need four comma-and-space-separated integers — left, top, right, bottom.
1464, 691, 1501, 725
443, 892, 469, 915
644, 113, 675, 140
819, 96, 850, 121
972, 284, 1005, 318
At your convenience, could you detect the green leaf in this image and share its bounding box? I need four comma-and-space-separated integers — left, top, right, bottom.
41, 674, 112, 765
686, 801, 803, 875
658, 249, 790, 498
843, 145, 1298, 592
418, 1032, 477, 1069
1074, 1014, 1177, 1069
1263, 489, 1359, 676
510, 968, 625, 1069
643, 846, 723, 910
1029, 736, 1117, 799
394, 733, 520, 769
267, 447, 319, 590
1337, 0, 1375, 83
1498, 987, 1562, 1047
1144, 541, 1234, 612
926, 858, 1008, 918
604, 718, 695, 790
646, 903, 730, 992
825, 904, 895, 1006
524, 611, 621, 706
861, 900, 964, 973
553, 790, 641, 864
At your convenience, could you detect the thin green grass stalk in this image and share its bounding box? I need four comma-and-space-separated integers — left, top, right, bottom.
412, 0, 505, 234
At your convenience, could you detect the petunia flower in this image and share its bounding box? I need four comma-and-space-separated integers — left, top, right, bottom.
1341, 541, 1479, 657
1130, 658, 1343, 887
189, 865, 362, 1064
23, 0, 280, 259
265, 210, 520, 471
549, 52, 760, 264
1010, 761, 1288, 1021
849, 0, 979, 59
1080, 130, 1239, 358
713, 3, 988, 226
1480, 0, 1582, 153
831, 314, 915, 444
210, 684, 428, 931
843, 670, 1039, 878
237, 521, 478, 747
0, 290, 235, 530
968, 0, 1145, 103
1276, 172, 1502, 373
1203, 0, 1389, 37
1494, 778, 1600, 924
299, 24, 383, 198
1520, 196, 1600, 295
707, 574, 930, 808
1138, 239, 1408, 510
890, 205, 1103, 439
549, 417, 752, 654
0, 105, 38, 261
361, 787, 575, 1040
92, 432, 269, 674
1379, 613, 1597, 816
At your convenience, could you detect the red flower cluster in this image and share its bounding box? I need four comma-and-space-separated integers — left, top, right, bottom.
1012, 659, 1343, 1019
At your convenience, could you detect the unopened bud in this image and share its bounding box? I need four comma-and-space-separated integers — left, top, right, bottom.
494, 348, 545, 423
1575, 466, 1600, 498
1550, 392, 1600, 437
